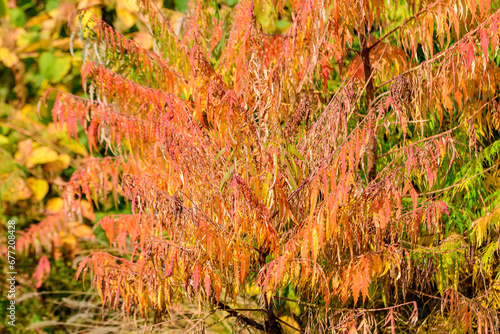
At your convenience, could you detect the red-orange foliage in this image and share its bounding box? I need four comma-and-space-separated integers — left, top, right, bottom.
46, 0, 500, 332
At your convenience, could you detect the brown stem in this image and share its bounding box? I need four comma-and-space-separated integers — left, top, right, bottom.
359, 27, 377, 182
263, 294, 283, 334
256, 247, 282, 333
257, 247, 270, 267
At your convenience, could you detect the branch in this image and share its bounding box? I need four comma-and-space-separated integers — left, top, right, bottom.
263, 294, 283, 334
273, 295, 322, 308
276, 317, 304, 333
347, 47, 360, 55
216, 301, 265, 332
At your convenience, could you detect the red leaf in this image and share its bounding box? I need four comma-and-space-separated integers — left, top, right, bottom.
480, 29, 489, 61
461, 42, 476, 72
193, 265, 200, 293
33, 255, 51, 288
165, 257, 174, 277
320, 58, 333, 92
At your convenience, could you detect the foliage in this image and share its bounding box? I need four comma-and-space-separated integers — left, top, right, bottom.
43, 0, 500, 332
0, 0, 175, 331
0, 0, 92, 308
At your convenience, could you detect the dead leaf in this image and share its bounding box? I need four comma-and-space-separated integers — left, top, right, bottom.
43, 154, 71, 172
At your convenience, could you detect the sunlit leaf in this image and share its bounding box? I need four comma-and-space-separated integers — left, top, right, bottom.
27, 177, 49, 201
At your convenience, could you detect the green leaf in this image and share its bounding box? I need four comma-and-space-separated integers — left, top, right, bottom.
46, 0, 60, 12
276, 20, 291, 32
174, 0, 189, 12
0, 134, 8, 145
288, 144, 305, 161
220, 165, 235, 191
39, 52, 72, 82
225, 0, 239, 7
0, 0, 7, 18
9, 8, 26, 27
215, 147, 226, 161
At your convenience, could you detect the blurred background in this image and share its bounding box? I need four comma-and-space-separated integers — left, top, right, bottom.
0, 0, 203, 332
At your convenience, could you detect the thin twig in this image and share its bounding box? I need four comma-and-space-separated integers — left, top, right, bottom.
216, 301, 265, 331
276, 317, 304, 333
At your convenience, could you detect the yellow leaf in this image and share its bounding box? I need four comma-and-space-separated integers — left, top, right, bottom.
46, 197, 63, 213
77, 0, 103, 10
47, 122, 66, 136
60, 138, 88, 156
27, 177, 49, 201
118, 0, 139, 11
51, 37, 83, 51
116, 8, 136, 29
244, 282, 261, 297
0, 134, 9, 145
27, 146, 59, 168
76, 7, 102, 38
26, 14, 52, 27
311, 228, 319, 262
62, 235, 77, 248
18, 39, 51, 53
0, 47, 19, 68
41, 17, 57, 33
43, 154, 71, 172
73, 224, 94, 239
20, 104, 34, 115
